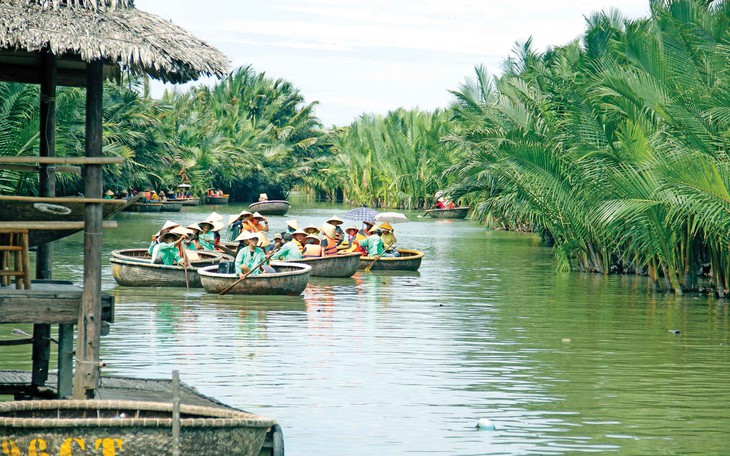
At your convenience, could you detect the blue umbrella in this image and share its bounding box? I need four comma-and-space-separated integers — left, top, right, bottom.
342, 207, 379, 222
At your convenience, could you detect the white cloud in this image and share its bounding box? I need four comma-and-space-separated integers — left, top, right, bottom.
137, 0, 652, 125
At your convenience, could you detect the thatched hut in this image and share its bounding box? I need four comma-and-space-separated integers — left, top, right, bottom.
0, 0, 228, 400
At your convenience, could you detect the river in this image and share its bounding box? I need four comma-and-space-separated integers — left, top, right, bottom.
3, 197, 729, 454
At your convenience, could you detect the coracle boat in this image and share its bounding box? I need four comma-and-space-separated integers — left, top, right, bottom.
198, 261, 311, 295
0, 400, 276, 456
296, 252, 361, 277
424, 207, 469, 219
249, 200, 290, 216
109, 249, 227, 288
0, 194, 137, 246
124, 201, 163, 213
206, 194, 230, 204
359, 249, 424, 271
180, 197, 200, 206
160, 200, 184, 212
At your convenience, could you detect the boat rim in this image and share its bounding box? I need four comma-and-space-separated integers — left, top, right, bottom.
197, 261, 312, 278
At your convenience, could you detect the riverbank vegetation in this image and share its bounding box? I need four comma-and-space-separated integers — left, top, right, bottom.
1, 0, 729, 295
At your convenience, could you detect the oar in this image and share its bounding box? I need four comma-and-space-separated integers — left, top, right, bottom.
364, 242, 393, 272
219, 247, 280, 296
180, 244, 190, 290
216, 242, 238, 257
417, 209, 431, 218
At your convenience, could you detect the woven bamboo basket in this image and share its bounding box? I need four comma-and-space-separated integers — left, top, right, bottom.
0, 400, 276, 456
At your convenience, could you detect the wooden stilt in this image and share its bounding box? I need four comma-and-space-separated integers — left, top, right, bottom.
73, 59, 104, 399
32, 49, 56, 391
57, 324, 74, 399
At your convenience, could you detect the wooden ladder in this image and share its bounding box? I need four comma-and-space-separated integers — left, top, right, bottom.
0, 229, 31, 289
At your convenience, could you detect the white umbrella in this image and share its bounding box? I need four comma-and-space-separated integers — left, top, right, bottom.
375, 212, 408, 223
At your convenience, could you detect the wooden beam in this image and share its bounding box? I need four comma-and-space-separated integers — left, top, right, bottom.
75, 59, 104, 400
0, 164, 81, 174
0, 221, 118, 230
0, 289, 114, 324
0, 156, 124, 165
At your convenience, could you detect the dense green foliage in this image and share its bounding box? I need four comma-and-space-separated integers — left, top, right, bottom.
307, 109, 455, 208
2, 0, 729, 296
0, 66, 323, 200
447, 0, 730, 295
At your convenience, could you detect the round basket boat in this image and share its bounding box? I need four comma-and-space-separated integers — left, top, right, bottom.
248, 200, 290, 216
110, 249, 226, 288
358, 249, 424, 271
296, 252, 361, 277
198, 261, 311, 295
0, 400, 275, 456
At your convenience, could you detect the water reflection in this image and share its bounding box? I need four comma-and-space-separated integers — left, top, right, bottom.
9, 199, 730, 455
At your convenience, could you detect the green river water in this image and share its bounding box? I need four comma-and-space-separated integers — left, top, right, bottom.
3, 197, 729, 455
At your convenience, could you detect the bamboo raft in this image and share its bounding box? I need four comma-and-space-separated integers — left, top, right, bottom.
424, 207, 469, 219
296, 252, 361, 277
248, 200, 290, 216
358, 249, 424, 271
198, 262, 311, 295
109, 249, 226, 288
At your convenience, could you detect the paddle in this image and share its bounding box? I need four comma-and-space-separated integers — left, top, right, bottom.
364, 241, 394, 272
180, 244, 190, 290
218, 246, 280, 296
215, 242, 238, 257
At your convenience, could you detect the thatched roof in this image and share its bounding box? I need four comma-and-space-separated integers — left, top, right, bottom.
0, 0, 229, 83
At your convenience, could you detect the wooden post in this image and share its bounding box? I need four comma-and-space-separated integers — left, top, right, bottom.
57, 324, 73, 398
73, 59, 104, 399
32, 49, 56, 391
172, 370, 181, 456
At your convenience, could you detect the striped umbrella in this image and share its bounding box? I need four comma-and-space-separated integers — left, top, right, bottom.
342, 207, 379, 222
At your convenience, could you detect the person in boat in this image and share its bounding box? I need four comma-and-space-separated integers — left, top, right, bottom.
281, 219, 299, 238
234, 231, 272, 276
379, 222, 400, 257
103, 189, 114, 199
360, 225, 384, 257
302, 235, 323, 258
271, 229, 306, 261
303, 224, 320, 236
325, 215, 345, 244
197, 221, 217, 250
150, 191, 159, 202
151, 232, 187, 266
184, 224, 203, 250
434, 197, 447, 209
148, 220, 180, 255
167, 191, 177, 200
142, 189, 152, 203
251, 212, 269, 232
227, 210, 253, 241
358, 220, 375, 237
320, 223, 340, 256
259, 193, 269, 202
268, 232, 284, 253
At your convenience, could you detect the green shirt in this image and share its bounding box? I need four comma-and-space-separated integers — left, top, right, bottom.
198, 231, 216, 250
271, 241, 303, 261
151, 241, 182, 265
360, 235, 384, 256
235, 246, 267, 275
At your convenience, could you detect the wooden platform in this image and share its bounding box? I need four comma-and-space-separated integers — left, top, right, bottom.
0, 371, 283, 456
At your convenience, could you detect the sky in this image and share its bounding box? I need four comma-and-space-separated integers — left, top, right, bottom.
135, 0, 650, 127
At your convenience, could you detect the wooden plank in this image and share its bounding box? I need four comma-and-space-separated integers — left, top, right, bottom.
0, 290, 114, 324
0, 156, 124, 165
0, 195, 127, 204
0, 221, 118, 230
57, 324, 74, 399
0, 164, 81, 174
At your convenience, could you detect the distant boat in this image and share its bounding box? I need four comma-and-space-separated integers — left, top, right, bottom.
0, 195, 137, 246
179, 197, 200, 206
359, 249, 424, 271
249, 200, 290, 216
159, 200, 184, 212
197, 261, 311, 295
206, 194, 230, 205
424, 207, 469, 219
124, 201, 163, 213
296, 252, 361, 277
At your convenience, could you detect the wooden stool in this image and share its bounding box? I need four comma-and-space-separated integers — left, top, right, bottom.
0, 229, 31, 289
